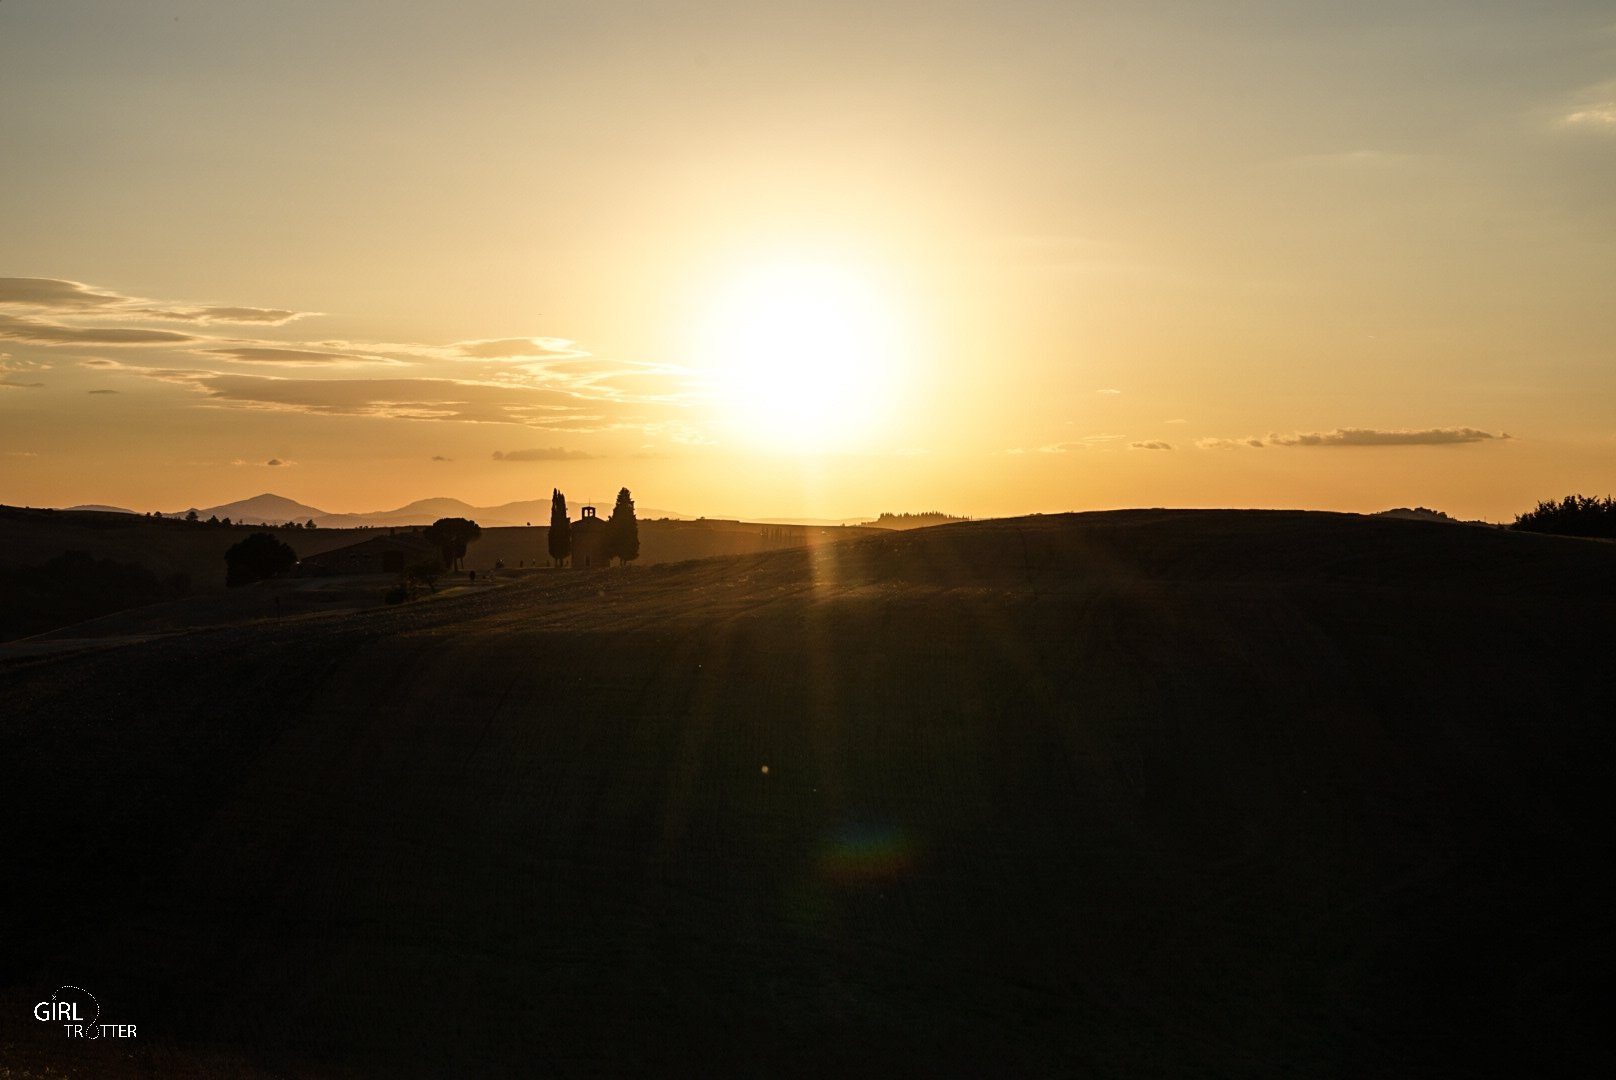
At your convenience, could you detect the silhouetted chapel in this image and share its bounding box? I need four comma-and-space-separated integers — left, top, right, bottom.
571, 504, 610, 567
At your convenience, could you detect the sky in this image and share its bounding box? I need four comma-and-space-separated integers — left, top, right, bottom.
2, 0, 1612, 521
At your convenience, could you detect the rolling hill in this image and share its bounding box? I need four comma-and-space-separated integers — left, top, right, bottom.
2, 510, 1613, 1076
62, 503, 139, 514
0, 505, 881, 640
162, 492, 688, 527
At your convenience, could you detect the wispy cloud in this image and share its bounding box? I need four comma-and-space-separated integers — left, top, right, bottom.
0, 277, 312, 324
108, 367, 647, 431
1560, 81, 1616, 132
1008, 433, 1123, 455
1131, 440, 1173, 451
1563, 103, 1616, 129
0, 312, 196, 346
492, 447, 598, 461
1, 353, 49, 388
141, 306, 307, 325
1268, 427, 1508, 447
1196, 437, 1265, 450
1198, 427, 1508, 449
18, 273, 709, 438
202, 346, 405, 367
454, 337, 586, 360
0, 277, 127, 309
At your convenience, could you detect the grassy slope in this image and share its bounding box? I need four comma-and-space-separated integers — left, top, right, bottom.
0, 509, 880, 641
465, 520, 881, 572
2, 511, 1613, 1076
0, 507, 878, 584
0, 507, 372, 587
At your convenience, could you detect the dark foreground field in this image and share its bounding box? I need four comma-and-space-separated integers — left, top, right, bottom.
3, 511, 1613, 1077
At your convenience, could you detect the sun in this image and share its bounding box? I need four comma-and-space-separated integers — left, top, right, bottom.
698, 261, 906, 450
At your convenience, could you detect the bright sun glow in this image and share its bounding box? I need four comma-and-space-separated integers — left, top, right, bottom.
699, 262, 906, 450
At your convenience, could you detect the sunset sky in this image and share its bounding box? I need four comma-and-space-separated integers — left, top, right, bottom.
2, 1, 1612, 521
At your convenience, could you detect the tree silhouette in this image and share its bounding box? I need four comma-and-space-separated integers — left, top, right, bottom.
225, 531, 298, 587
424, 517, 482, 570
607, 487, 640, 565
548, 489, 572, 567
184, 509, 199, 523
1513, 494, 1616, 539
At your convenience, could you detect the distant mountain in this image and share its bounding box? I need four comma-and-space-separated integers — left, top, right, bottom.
186, 493, 328, 525
315, 498, 680, 528
64, 504, 137, 515
105, 492, 689, 528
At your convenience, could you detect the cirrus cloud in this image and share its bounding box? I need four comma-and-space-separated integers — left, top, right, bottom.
1, 353, 48, 388
142, 305, 307, 325
454, 337, 586, 360
491, 447, 598, 461
0, 312, 196, 346
0, 277, 312, 325
14, 272, 709, 440
203, 346, 405, 367
1197, 437, 1267, 450
1268, 427, 1509, 447
1198, 427, 1509, 449
0, 277, 127, 309
109, 366, 650, 432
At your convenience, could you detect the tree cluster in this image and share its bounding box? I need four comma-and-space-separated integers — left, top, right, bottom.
867, 512, 970, 530
167, 511, 315, 529
1512, 494, 1616, 539
225, 532, 299, 587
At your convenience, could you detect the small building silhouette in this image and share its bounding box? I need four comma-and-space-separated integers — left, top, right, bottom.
571, 504, 610, 568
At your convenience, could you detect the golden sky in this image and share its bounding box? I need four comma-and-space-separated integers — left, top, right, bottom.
2, 1, 1613, 520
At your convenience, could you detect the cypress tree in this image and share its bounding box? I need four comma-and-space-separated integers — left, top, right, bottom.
548, 488, 572, 566
607, 487, 640, 565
